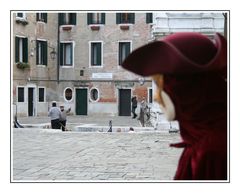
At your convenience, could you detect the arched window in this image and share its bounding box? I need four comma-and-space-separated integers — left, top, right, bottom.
64, 88, 73, 101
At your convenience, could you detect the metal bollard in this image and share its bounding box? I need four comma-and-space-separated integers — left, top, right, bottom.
108, 120, 112, 132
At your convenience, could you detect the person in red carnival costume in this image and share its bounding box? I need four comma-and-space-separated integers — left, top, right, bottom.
122, 32, 227, 180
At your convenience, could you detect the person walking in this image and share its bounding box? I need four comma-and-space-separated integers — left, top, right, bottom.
48, 101, 61, 129
139, 97, 148, 126
131, 96, 138, 118
59, 104, 71, 131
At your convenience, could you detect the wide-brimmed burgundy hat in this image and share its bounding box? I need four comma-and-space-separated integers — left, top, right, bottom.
121, 32, 227, 76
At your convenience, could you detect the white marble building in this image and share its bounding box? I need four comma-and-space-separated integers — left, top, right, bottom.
149, 12, 225, 130
152, 12, 224, 39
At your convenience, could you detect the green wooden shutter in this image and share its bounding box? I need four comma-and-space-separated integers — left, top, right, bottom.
130, 13, 135, 24
36, 41, 39, 64
119, 43, 122, 65
58, 13, 64, 25
125, 42, 131, 57
91, 43, 94, 65
17, 13, 23, 17
60, 43, 64, 65
116, 13, 121, 24
43, 13, 47, 23
87, 13, 92, 25
43, 41, 48, 65
23, 38, 28, 63
70, 13, 76, 25
97, 43, 101, 66
146, 13, 152, 23
36, 13, 39, 21
15, 36, 19, 63
70, 43, 73, 65
101, 13, 105, 24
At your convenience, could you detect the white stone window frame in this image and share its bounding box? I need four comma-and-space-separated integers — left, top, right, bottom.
16, 12, 27, 21
90, 13, 105, 25
118, 40, 132, 68
15, 35, 27, 63
148, 87, 153, 104
146, 13, 153, 25
89, 41, 104, 68
37, 13, 46, 23
16, 86, 25, 103
117, 13, 135, 25
89, 87, 100, 103
36, 38, 47, 67
38, 86, 46, 103
60, 41, 75, 68
63, 87, 73, 102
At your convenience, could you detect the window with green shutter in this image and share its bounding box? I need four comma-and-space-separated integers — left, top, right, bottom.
91, 42, 102, 66
23, 38, 28, 63
17, 87, 24, 102
36, 13, 47, 23
60, 42, 73, 66
17, 13, 23, 18
15, 37, 19, 63
116, 13, 135, 24
119, 42, 131, 65
87, 13, 105, 24
36, 40, 48, 65
148, 88, 153, 103
146, 13, 153, 24
38, 88, 45, 102
15, 36, 28, 63
59, 13, 76, 25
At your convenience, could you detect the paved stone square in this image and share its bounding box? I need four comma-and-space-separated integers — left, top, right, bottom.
12, 127, 182, 182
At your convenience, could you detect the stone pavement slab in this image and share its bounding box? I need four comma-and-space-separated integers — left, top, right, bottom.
12, 127, 182, 182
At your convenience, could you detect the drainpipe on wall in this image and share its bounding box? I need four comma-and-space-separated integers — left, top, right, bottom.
57, 17, 60, 84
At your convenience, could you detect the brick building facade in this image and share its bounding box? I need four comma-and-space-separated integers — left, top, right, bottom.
12, 12, 153, 117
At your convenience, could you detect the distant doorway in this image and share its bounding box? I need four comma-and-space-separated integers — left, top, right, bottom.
118, 89, 131, 116
75, 88, 88, 115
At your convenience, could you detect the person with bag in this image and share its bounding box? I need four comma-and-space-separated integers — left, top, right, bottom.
59, 104, 71, 131
131, 96, 138, 119
48, 101, 61, 129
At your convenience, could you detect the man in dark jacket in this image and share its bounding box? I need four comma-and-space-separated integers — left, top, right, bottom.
48, 101, 61, 129
131, 96, 138, 118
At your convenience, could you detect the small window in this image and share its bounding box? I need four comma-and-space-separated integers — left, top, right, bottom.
64, 88, 73, 101
17, 87, 24, 102
146, 13, 153, 24
36, 13, 47, 23
116, 13, 135, 24
119, 42, 131, 65
36, 40, 48, 65
15, 36, 28, 63
16, 13, 24, 18
59, 13, 77, 25
90, 88, 99, 102
90, 42, 102, 66
16, 12, 28, 25
87, 13, 105, 24
80, 70, 84, 76
148, 88, 153, 103
60, 42, 73, 66
38, 88, 45, 102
